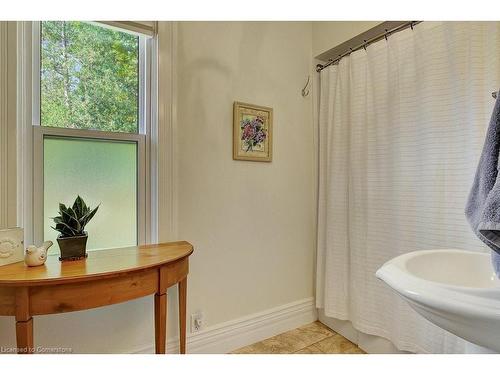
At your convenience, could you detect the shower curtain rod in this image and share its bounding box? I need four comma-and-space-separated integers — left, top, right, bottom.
316, 21, 421, 73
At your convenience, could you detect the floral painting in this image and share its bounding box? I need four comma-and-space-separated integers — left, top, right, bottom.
233, 102, 273, 162
240, 115, 267, 152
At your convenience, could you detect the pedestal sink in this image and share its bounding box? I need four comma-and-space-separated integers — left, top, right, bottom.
376, 249, 500, 353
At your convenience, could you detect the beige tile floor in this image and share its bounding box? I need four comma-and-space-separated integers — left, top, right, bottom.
232, 321, 365, 354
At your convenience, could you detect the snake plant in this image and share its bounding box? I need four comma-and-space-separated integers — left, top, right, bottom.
51, 196, 99, 237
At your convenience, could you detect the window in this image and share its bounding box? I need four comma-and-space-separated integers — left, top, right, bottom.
31, 21, 153, 251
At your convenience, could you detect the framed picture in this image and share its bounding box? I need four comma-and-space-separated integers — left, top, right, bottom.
233, 101, 273, 162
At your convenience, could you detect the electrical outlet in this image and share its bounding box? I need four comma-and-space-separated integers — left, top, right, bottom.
191, 311, 204, 333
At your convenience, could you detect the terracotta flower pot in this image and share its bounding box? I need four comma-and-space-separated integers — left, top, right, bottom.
57, 232, 88, 261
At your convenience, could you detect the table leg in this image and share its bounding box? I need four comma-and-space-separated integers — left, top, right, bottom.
178, 277, 187, 354
15, 287, 33, 354
154, 292, 167, 354
16, 318, 34, 354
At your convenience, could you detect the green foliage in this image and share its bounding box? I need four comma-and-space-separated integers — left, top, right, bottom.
41, 21, 139, 133
51, 195, 99, 237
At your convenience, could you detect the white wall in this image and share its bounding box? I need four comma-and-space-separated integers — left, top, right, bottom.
0, 21, 316, 353
175, 21, 316, 327
312, 21, 380, 57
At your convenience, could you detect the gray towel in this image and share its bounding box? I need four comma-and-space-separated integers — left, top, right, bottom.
465, 90, 500, 254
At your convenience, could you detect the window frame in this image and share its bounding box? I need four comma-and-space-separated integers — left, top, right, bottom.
29, 21, 154, 249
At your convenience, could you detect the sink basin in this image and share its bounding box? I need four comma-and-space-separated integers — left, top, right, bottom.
376, 249, 500, 353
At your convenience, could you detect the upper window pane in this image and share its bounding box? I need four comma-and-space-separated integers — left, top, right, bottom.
41, 21, 139, 133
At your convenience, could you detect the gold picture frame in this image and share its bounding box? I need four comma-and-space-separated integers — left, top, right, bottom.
233, 101, 273, 162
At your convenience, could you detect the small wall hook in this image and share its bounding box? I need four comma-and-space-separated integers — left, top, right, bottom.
302, 75, 311, 97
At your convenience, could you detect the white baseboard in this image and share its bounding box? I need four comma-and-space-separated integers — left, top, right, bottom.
134, 297, 317, 354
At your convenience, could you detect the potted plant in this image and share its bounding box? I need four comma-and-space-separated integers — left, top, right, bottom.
51, 195, 99, 261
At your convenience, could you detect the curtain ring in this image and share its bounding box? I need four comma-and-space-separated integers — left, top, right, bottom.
384, 29, 388, 41
363, 40, 367, 51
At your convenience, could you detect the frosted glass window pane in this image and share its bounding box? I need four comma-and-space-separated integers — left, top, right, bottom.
43, 137, 137, 252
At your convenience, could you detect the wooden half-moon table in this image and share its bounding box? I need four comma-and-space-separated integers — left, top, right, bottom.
0, 241, 193, 354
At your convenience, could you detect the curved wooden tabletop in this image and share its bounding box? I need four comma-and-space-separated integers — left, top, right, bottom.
0, 241, 193, 286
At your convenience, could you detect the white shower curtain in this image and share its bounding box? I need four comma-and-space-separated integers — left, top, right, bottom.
316, 21, 500, 353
